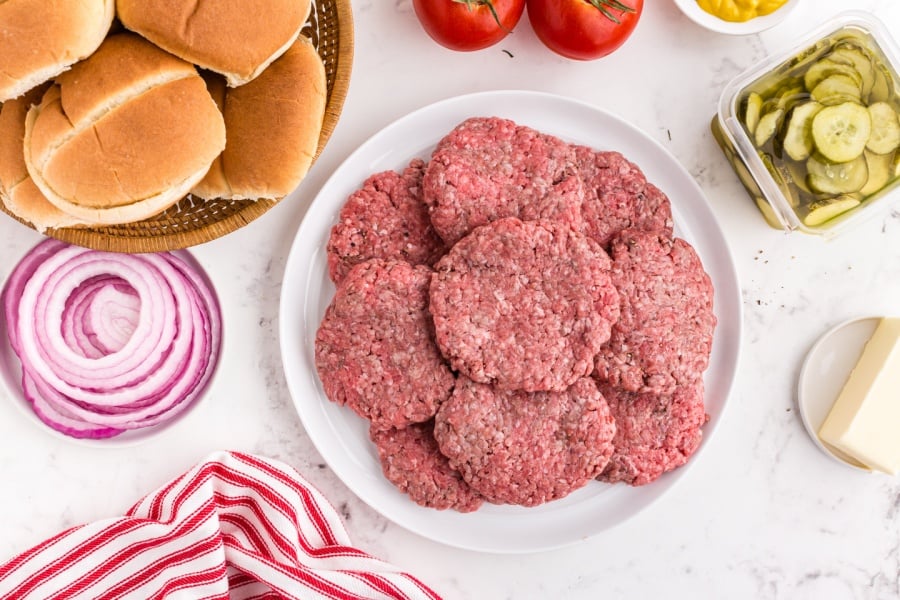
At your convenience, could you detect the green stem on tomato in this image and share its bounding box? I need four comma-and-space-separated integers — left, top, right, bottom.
452, 0, 507, 32
586, 0, 634, 24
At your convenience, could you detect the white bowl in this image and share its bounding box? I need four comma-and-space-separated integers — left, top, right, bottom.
672, 0, 800, 35
0, 247, 223, 448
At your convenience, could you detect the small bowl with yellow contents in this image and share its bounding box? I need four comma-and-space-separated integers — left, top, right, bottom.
712, 11, 900, 237
673, 0, 800, 35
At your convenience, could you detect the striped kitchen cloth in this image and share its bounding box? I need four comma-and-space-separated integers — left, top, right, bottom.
0, 451, 441, 599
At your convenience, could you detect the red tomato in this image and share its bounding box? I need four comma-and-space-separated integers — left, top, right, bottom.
526, 0, 643, 61
412, 0, 526, 52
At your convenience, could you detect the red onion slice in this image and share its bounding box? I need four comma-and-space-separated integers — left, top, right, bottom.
61, 276, 134, 359
22, 372, 124, 440
19, 249, 175, 385
85, 282, 140, 353
2, 239, 67, 354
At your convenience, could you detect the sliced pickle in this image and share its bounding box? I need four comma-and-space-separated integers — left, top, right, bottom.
782, 101, 823, 161
860, 150, 894, 196
755, 196, 784, 229
804, 58, 865, 91
829, 47, 875, 97
803, 195, 862, 227
755, 108, 784, 147
760, 152, 798, 207
806, 153, 868, 194
743, 92, 763, 135
805, 59, 851, 91
865, 102, 900, 154
775, 84, 807, 111
732, 156, 762, 196
785, 160, 812, 193
811, 74, 862, 105
870, 63, 893, 104
759, 76, 804, 103
811, 102, 871, 162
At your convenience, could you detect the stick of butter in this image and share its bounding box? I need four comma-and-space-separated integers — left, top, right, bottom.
818, 317, 900, 475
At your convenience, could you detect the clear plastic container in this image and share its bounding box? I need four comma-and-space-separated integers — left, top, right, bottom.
712, 11, 900, 237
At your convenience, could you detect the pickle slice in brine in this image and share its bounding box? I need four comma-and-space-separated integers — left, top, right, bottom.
743, 92, 764, 135
754, 196, 784, 229
803, 195, 861, 227
807, 153, 868, 195
865, 102, 900, 154
811, 74, 862, 105
829, 46, 876, 97
785, 159, 812, 193
782, 101, 824, 161
860, 150, 894, 196
811, 102, 872, 162
869, 63, 894, 104
755, 108, 784, 147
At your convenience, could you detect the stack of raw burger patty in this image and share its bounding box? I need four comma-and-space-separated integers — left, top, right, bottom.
316, 117, 716, 513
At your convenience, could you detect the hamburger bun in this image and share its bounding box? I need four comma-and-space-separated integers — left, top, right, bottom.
116, 0, 312, 87
0, 85, 85, 232
0, 0, 115, 102
23, 34, 227, 226
192, 36, 326, 201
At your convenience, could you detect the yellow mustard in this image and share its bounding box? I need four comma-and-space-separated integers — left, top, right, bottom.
696, 0, 788, 22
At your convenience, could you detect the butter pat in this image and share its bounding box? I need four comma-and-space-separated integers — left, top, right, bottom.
818, 317, 900, 475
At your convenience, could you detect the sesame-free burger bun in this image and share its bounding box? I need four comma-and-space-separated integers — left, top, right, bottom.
23, 34, 227, 226
116, 0, 312, 87
192, 37, 326, 201
0, 0, 115, 102
0, 85, 85, 232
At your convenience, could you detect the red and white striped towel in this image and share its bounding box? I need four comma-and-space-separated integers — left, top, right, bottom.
0, 451, 441, 599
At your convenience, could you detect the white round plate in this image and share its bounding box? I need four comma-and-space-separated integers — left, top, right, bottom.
672, 0, 800, 35
0, 246, 220, 448
797, 317, 879, 472
279, 90, 743, 553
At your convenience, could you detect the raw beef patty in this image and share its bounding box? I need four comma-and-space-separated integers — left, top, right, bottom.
371, 421, 484, 512
326, 159, 446, 284
434, 376, 616, 507
430, 217, 619, 392
597, 381, 707, 486
315, 259, 455, 430
423, 117, 583, 246
594, 229, 716, 395
574, 146, 673, 248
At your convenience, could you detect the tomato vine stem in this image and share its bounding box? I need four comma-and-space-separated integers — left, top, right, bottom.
586, 0, 634, 24
452, 0, 507, 31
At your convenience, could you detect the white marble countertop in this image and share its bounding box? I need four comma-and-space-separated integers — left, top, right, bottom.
2, 0, 900, 598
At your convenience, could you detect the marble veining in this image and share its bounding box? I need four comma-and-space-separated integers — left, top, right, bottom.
1, 1, 899, 598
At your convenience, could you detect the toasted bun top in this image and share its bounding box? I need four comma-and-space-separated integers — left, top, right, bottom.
191, 73, 231, 198
116, 0, 312, 86
24, 33, 226, 222
0, 85, 84, 231
0, 0, 115, 102
0, 86, 46, 191
192, 36, 326, 201
1, 177, 86, 232
50, 33, 198, 130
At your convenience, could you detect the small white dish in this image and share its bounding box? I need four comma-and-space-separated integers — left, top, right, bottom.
797, 316, 880, 472
672, 0, 800, 35
0, 247, 222, 448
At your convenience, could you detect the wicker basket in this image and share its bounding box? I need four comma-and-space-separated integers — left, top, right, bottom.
1, 0, 353, 253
